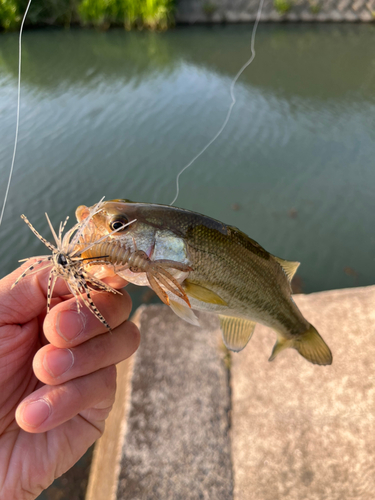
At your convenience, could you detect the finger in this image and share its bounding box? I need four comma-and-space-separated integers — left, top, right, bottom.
1, 261, 128, 327
33, 320, 140, 385
101, 275, 128, 289
0, 262, 70, 326
16, 365, 117, 433
43, 287, 133, 348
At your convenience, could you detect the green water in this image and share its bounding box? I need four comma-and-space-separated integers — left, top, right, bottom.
1, 24, 375, 303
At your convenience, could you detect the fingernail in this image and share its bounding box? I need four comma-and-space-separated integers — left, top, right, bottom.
56, 310, 86, 341
21, 399, 51, 427
43, 349, 74, 378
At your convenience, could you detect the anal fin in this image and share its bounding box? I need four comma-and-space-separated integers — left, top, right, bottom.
219, 315, 256, 352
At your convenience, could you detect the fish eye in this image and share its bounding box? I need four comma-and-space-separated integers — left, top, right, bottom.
109, 215, 129, 232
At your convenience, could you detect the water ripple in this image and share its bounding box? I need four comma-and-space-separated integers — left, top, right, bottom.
0, 26, 374, 293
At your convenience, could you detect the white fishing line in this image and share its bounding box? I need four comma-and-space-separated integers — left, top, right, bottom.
170, 0, 265, 207
0, 0, 33, 229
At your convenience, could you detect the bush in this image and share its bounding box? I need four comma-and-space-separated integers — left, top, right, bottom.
273, 0, 293, 15
0, 0, 20, 30
0, 0, 174, 30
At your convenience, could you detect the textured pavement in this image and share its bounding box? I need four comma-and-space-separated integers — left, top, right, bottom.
87, 286, 375, 500
116, 306, 233, 500
232, 286, 375, 500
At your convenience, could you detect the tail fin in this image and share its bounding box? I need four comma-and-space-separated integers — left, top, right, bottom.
269, 324, 332, 366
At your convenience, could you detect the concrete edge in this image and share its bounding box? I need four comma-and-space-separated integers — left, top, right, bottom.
84, 285, 373, 499
85, 306, 146, 500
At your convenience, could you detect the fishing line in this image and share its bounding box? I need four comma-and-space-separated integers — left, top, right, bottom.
2, 0, 264, 222
170, 0, 265, 207
0, 0, 33, 230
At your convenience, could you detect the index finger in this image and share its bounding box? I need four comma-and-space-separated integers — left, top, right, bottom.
43, 286, 133, 348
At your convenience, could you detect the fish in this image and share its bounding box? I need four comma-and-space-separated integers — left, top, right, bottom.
75, 199, 332, 366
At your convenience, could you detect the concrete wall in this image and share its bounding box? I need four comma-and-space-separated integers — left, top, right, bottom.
175, 0, 375, 23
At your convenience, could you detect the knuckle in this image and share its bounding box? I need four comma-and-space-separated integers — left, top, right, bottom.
126, 321, 141, 349
117, 290, 132, 318
102, 365, 117, 395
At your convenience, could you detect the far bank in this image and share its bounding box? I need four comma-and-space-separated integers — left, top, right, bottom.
1, 0, 374, 31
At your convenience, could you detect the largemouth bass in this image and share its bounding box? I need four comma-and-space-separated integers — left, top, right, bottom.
75, 199, 332, 366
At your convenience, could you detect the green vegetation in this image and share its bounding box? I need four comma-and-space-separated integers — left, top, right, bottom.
309, 1, 321, 14
0, 0, 19, 30
0, 0, 175, 31
79, 0, 174, 29
273, 0, 293, 15
202, 2, 217, 16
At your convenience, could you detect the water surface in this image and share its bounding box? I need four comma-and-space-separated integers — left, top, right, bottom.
1, 24, 375, 297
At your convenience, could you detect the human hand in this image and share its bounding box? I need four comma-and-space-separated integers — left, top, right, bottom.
0, 261, 140, 500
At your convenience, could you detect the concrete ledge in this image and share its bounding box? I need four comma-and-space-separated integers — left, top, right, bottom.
232, 286, 375, 499
86, 305, 233, 500
85, 308, 140, 500
86, 286, 375, 499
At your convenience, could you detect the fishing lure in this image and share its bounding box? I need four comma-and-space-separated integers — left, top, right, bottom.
12, 198, 193, 331
11, 199, 129, 329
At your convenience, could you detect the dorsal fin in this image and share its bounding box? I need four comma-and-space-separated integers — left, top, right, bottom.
219, 315, 256, 352
274, 257, 300, 282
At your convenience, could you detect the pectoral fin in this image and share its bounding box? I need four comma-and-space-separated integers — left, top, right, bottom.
269, 324, 332, 366
184, 281, 227, 306
169, 299, 200, 327
219, 315, 256, 352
